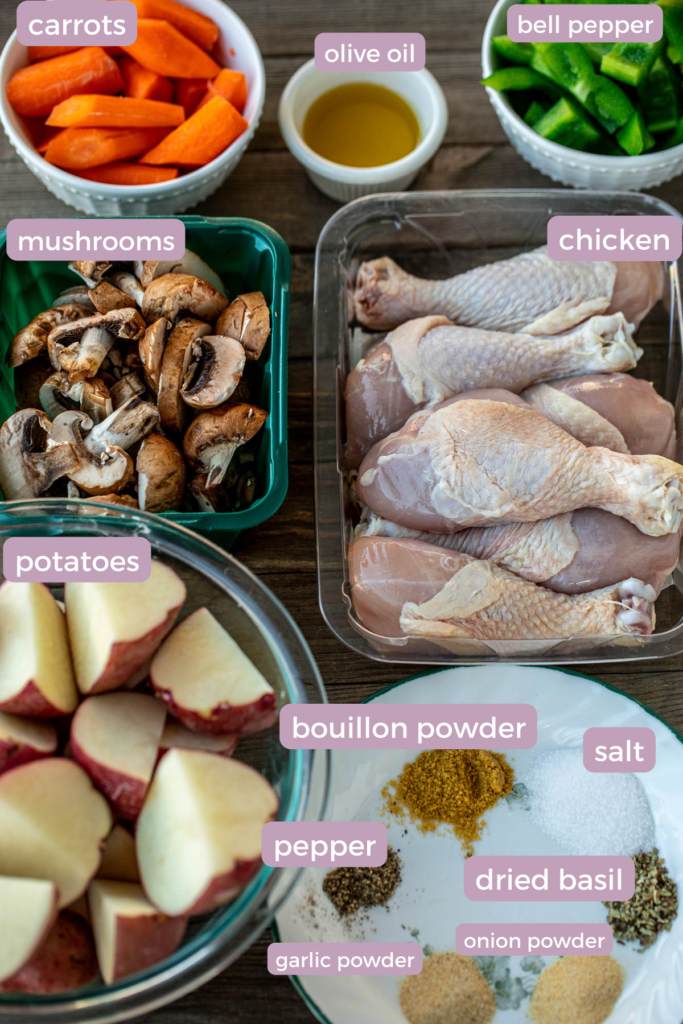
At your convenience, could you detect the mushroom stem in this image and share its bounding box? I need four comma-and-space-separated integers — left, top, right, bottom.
84, 396, 160, 455
205, 443, 240, 489
108, 270, 145, 307
69, 328, 116, 383
0, 409, 81, 499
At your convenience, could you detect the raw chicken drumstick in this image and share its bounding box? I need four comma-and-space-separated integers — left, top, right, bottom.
349, 537, 655, 639
345, 312, 639, 467
356, 506, 681, 596
522, 372, 676, 459
354, 246, 664, 333
356, 399, 683, 537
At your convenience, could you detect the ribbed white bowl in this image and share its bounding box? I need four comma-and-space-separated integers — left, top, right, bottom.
0, 0, 265, 214
483, 0, 683, 191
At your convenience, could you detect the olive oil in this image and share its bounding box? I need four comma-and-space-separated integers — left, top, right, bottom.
302, 83, 420, 167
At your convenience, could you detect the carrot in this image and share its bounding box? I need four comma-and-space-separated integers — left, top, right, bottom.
123, 20, 220, 79
119, 56, 174, 103
20, 116, 46, 148
104, 47, 124, 57
47, 95, 185, 129
37, 126, 63, 154
197, 68, 246, 114
28, 45, 80, 62
7, 48, 124, 119
140, 95, 247, 166
130, 0, 219, 51
174, 78, 208, 116
74, 163, 179, 185
44, 127, 169, 169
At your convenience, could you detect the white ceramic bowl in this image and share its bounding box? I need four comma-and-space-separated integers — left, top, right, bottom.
0, 0, 265, 215
278, 59, 448, 202
483, 0, 683, 190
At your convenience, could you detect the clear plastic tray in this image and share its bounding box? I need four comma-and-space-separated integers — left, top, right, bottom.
314, 189, 683, 665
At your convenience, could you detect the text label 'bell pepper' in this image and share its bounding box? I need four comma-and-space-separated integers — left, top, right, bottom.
508, 5, 663, 44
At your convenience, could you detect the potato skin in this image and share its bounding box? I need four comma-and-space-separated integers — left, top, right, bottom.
0, 910, 98, 994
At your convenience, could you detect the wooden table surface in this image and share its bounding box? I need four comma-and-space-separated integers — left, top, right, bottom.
2, 1, 683, 1020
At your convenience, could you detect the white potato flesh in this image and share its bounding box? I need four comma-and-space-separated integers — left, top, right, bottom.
0, 877, 58, 984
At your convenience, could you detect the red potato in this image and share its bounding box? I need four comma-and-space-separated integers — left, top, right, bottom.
65, 561, 186, 695
0, 909, 98, 994
98, 825, 140, 884
89, 880, 187, 984
0, 877, 58, 985
0, 582, 78, 717
0, 712, 58, 774
159, 720, 238, 757
150, 607, 276, 736
71, 693, 167, 820
0, 759, 112, 908
136, 750, 278, 916
67, 895, 91, 922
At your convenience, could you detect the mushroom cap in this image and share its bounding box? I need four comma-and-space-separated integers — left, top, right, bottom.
137, 250, 226, 295
52, 286, 95, 311
47, 307, 147, 349
141, 274, 229, 326
215, 292, 271, 363
136, 433, 186, 513
139, 318, 170, 394
9, 303, 92, 367
157, 318, 211, 435
180, 335, 246, 409
183, 402, 268, 468
69, 261, 112, 286
90, 280, 138, 315
51, 410, 134, 496
0, 408, 81, 500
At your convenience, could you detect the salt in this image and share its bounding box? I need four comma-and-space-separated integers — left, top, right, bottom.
527, 749, 654, 856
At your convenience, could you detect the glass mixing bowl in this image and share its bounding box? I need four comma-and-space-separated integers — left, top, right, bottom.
0, 500, 329, 1023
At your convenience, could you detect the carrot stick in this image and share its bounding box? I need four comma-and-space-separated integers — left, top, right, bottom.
130, 0, 219, 51
37, 126, 63, 154
7, 48, 124, 118
74, 163, 179, 185
44, 127, 169, 169
28, 45, 80, 62
197, 68, 247, 114
140, 95, 247, 166
47, 95, 185, 129
119, 56, 174, 103
123, 19, 220, 79
174, 78, 209, 116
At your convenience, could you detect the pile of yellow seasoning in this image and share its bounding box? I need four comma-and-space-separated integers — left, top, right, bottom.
381, 749, 514, 856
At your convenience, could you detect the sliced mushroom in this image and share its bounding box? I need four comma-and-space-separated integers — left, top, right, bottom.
85, 493, 139, 508
52, 286, 95, 310
9, 303, 92, 367
51, 410, 133, 496
136, 434, 186, 513
66, 480, 82, 498
180, 336, 246, 409
0, 408, 81, 499
136, 251, 226, 295
39, 370, 72, 419
84, 395, 160, 456
107, 270, 145, 307
48, 308, 147, 383
188, 474, 223, 512
67, 378, 113, 424
183, 402, 268, 489
139, 318, 170, 394
69, 261, 112, 287
215, 292, 271, 362
15, 355, 53, 410
90, 281, 138, 314
141, 274, 228, 325
157, 318, 211, 434
110, 374, 145, 409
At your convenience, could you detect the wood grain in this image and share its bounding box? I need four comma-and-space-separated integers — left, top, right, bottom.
1, 2, 683, 1020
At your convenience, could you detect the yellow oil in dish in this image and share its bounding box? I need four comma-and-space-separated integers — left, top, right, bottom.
302, 83, 420, 167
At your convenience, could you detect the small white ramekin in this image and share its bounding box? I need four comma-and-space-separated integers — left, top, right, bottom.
0, 0, 265, 215
278, 59, 448, 202
483, 0, 683, 190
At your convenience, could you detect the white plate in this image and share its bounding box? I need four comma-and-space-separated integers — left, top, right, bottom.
274, 665, 683, 1024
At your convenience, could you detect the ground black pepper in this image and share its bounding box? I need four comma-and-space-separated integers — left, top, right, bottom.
322, 847, 402, 917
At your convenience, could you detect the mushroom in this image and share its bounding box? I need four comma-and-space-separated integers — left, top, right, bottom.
51, 410, 134, 496
107, 270, 145, 307
90, 281, 138, 314
110, 374, 145, 409
215, 292, 271, 362
9, 303, 92, 367
141, 274, 228, 325
183, 402, 268, 489
157, 318, 211, 434
52, 286, 95, 310
15, 355, 53, 410
84, 395, 160, 456
180, 335, 246, 409
232, 471, 256, 510
139, 318, 170, 394
39, 371, 112, 424
188, 474, 223, 512
136, 434, 186, 513
136, 250, 227, 295
0, 408, 81, 499
69, 261, 112, 287
47, 308, 147, 383
39, 370, 71, 420
85, 493, 139, 508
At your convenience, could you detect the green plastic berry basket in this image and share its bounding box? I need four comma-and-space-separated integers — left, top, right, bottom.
0, 215, 290, 547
